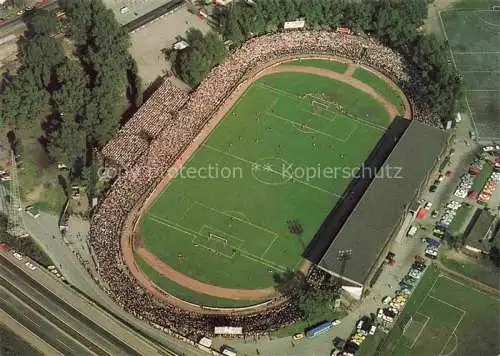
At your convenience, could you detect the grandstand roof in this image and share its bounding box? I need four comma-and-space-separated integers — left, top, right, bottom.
465, 209, 495, 252
318, 120, 446, 286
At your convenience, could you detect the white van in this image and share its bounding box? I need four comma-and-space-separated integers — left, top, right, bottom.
221, 346, 237, 356
407, 226, 418, 237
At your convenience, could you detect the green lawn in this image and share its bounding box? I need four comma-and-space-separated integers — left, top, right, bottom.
362, 266, 500, 355
281, 59, 348, 73
353, 67, 406, 116
135, 255, 263, 308
440, 5, 500, 140
471, 162, 493, 192
448, 204, 476, 237
440, 252, 500, 290
271, 309, 347, 338
140, 71, 390, 292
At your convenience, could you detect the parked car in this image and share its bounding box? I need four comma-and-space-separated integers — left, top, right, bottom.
332, 319, 342, 326
425, 248, 438, 259
25, 262, 36, 270
25, 205, 40, 219
293, 333, 304, 341
369, 326, 377, 335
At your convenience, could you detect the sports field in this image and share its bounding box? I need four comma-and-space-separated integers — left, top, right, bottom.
372, 267, 500, 356
139, 70, 391, 291
282, 58, 349, 73
439, 4, 500, 140
352, 67, 406, 116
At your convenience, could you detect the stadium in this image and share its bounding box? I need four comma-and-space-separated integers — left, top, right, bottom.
91, 31, 447, 337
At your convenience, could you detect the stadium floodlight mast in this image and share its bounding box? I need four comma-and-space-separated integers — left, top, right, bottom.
334, 249, 353, 294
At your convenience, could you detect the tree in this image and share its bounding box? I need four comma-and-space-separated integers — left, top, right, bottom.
273, 270, 304, 296
20, 35, 65, 86
52, 60, 89, 115
489, 246, 500, 268
26, 9, 59, 36
47, 118, 86, 165
174, 29, 227, 86
0, 70, 50, 129
296, 288, 335, 322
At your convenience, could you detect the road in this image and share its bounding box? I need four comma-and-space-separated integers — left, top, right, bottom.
22, 211, 103, 301
0, 252, 164, 355
0, 249, 206, 356
0, 286, 90, 355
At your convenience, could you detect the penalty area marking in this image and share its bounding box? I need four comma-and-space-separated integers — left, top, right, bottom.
409, 313, 430, 349
257, 82, 386, 132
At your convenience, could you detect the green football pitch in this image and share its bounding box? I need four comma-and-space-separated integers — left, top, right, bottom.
140, 71, 391, 290
439, 4, 500, 140
367, 267, 500, 356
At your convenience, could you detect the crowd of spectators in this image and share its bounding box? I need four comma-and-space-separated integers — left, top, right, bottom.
91, 31, 442, 338
102, 79, 189, 169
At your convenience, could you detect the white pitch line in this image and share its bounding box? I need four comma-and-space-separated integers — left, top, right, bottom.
438, 312, 466, 356
389, 273, 441, 356
256, 82, 386, 131
466, 89, 500, 92
428, 295, 467, 314
261, 235, 279, 258
202, 143, 340, 197
409, 314, 430, 349
439, 275, 500, 302
453, 51, 500, 54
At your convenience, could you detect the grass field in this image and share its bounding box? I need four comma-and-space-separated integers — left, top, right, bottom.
140, 71, 391, 291
368, 266, 500, 356
440, 252, 500, 290
352, 67, 406, 116
448, 204, 476, 237
135, 255, 262, 308
281, 59, 348, 73
471, 162, 493, 192
439, 4, 500, 140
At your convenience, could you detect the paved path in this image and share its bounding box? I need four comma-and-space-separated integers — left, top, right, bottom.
22, 211, 103, 301
214, 236, 428, 355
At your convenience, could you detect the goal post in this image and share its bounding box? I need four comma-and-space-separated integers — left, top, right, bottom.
208, 232, 228, 245
402, 316, 413, 335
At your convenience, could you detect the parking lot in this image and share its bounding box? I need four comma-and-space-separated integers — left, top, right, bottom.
103, 0, 174, 24
128, 5, 210, 87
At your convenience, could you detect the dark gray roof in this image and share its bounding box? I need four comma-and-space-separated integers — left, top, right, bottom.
318, 120, 446, 285
466, 209, 495, 251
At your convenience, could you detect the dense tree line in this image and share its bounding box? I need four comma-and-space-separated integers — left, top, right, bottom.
173, 0, 460, 122
0, 1, 141, 189
172, 29, 228, 86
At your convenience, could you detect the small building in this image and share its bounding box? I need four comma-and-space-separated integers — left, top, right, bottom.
173, 40, 189, 50
284, 20, 306, 30
214, 0, 232, 6
214, 326, 243, 335
463, 210, 496, 254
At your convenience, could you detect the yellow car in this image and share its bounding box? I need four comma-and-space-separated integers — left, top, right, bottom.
293, 333, 304, 341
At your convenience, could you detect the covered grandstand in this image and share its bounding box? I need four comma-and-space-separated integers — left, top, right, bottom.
316, 120, 446, 297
